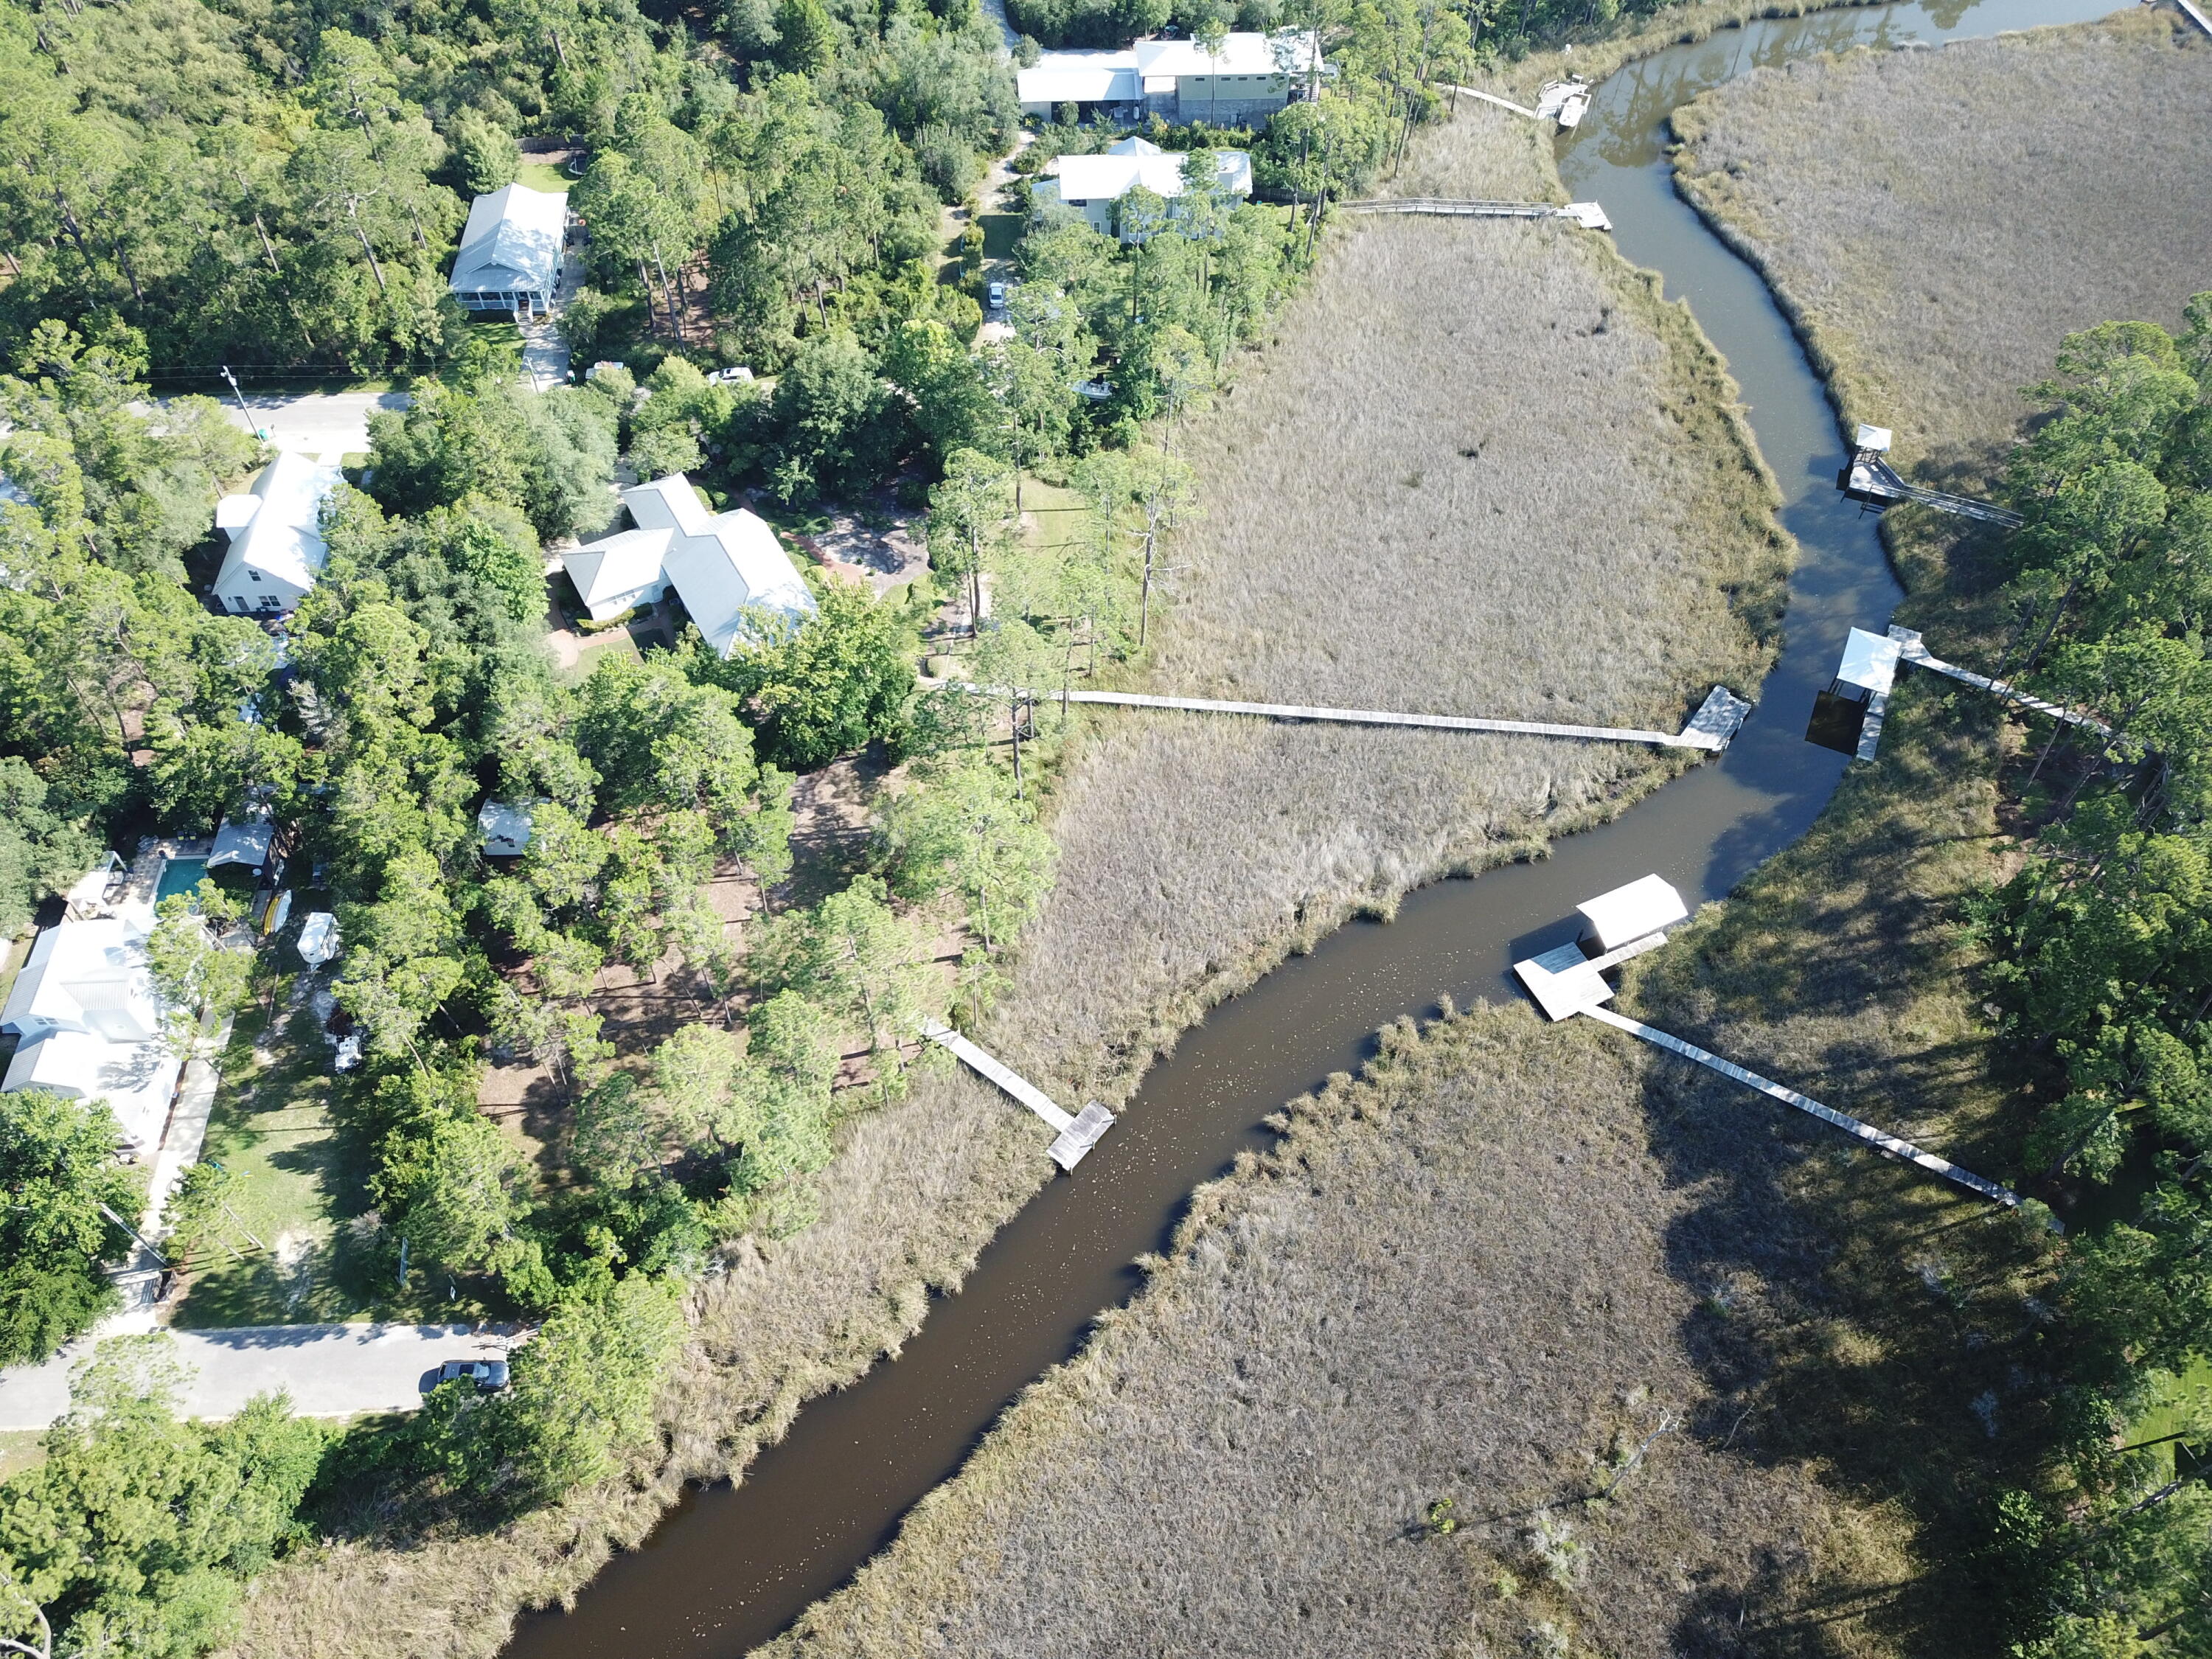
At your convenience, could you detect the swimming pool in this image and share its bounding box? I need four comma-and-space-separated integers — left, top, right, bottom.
154, 857, 208, 903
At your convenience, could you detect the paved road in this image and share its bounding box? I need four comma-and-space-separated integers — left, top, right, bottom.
214, 390, 411, 457
0, 1321, 521, 1428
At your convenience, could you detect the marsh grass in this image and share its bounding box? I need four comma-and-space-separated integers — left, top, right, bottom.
1671, 10, 2212, 482
711, 27, 2212, 1655
228, 101, 1792, 1659
750, 675, 2045, 1659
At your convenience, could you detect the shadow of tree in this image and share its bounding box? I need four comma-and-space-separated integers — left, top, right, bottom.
1622, 681, 2062, 1654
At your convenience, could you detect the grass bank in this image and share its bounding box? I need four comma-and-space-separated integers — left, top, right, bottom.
228, 81, 1792, 1659
1669, 7, 2212, 480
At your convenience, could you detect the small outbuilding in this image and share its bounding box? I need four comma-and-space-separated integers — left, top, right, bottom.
478, 800, 539, 857
449, 184, 569, 319
1575, 874, 1688, 953
209, 801, 276, 876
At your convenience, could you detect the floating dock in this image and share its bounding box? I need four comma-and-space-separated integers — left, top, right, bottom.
920, 1019, 1113, 1172
951, 683, 1752, 752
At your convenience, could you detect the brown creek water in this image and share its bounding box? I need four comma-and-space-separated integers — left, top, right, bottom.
504, 1, 2129, 1649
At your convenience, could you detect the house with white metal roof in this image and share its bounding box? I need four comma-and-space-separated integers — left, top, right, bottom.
1, 900, 178, 1157
449, 184, 569, 318
1018, 30, 1323, 124
211, 451, 341, 615
562, 474, 816, 657
1033, 137, 1253, 237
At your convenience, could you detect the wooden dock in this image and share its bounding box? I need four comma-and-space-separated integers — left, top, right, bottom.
1448, 85, 1540, 118
952, 683, 1752, 752
1891, 627, 2112, 737
1580, 1005, 2020, 1208
1343, 198, 1613, 232
920, 1020, 1114, 1172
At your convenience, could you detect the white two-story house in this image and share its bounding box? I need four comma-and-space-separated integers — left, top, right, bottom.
1018, 31, 1324, 127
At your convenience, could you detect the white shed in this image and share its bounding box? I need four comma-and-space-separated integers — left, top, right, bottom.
1575, 874, 1688, 952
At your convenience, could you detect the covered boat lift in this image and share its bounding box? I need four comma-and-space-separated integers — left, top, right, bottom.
1837, 425, 2023, 527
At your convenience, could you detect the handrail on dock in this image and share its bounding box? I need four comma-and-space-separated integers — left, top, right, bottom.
1891, 628, 2112, 737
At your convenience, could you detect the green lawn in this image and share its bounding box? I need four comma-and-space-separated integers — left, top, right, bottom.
170, 994, 372, 1328
176, 990, 503, 1328
2128, 1358, 2212, 1479
515, 159, 574, 195
1019, 473, 1099, 560
0, 1430, 45, 1482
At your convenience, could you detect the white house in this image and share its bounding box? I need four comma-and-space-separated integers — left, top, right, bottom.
211, 451, 341, 615
449, 183, 569, 318
561, 474, 816, 657
1032, 138, 1253, 237
1018, 31, 1323, 125
1, 901, 179, 1157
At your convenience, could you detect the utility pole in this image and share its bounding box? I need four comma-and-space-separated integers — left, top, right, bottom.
220, 364, 268, 442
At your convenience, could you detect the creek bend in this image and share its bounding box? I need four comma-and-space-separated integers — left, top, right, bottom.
505, 1, 2124, 1649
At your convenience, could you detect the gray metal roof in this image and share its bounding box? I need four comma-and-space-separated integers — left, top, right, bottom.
449, 184, 567, 297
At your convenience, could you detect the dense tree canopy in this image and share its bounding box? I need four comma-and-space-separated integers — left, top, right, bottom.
1963, 299, 2212, 1658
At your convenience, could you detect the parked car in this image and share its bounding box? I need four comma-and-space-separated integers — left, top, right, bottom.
705, 366, 754, 385
987, 280, 1006, 311
437, 1358, 509, 1391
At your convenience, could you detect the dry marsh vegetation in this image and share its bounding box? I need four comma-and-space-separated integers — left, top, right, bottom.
754, 678, 2048, 1659
981, 201, 1787, 1102
229, 101, 1792, 1659
734, 27, 2212, 1658
1671, 9, 2212, 479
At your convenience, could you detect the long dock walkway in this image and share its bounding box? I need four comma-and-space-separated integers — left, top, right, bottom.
1343, 197, 1613, 231
920, 1020, 1114, 1172
1893, 628, 2112, 737
1581, 1005, 2020, 1207
954, 683, 1752, 751
1449, 85, 1539, 116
